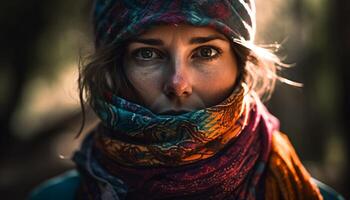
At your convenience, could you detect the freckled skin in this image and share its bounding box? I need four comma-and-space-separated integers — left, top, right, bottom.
123, 24, 239, 114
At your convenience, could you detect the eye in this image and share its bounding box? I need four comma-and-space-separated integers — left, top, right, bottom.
133, 48, 163, 61
192, 46, 222, 60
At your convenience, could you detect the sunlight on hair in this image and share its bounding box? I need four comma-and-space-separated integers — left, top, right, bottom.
233, 37, 303, 100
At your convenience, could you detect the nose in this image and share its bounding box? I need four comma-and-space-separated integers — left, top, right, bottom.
163, 59, 192, 98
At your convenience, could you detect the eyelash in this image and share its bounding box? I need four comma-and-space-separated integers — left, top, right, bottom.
131, 46, 223, 62
132, 47, 164, 61
192, 45, 223, 61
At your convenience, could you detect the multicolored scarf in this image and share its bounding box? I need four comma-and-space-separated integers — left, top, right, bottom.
74, 84, 266, 199
90, 84, 249, 167
73, 84, 322, 199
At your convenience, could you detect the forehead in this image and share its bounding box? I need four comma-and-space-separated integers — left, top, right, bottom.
137, 24, 227, 39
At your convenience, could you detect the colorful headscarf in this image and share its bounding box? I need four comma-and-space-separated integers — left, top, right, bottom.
93, 0, 256, 48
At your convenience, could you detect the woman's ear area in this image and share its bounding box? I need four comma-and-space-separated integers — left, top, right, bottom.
229, 44, 248, 81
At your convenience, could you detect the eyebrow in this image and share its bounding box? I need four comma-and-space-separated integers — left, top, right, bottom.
189, 35, 228, 44
129, 34, 228, 46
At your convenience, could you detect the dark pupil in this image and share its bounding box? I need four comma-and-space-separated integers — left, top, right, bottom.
141, 49, 153, 58
200, 48, 212, 57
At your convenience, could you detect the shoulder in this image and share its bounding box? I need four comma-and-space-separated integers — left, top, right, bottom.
28, 170, 81, 200
313, 178, 345, 200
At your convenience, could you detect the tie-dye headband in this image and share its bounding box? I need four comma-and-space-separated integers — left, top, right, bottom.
93, 0, 256, 48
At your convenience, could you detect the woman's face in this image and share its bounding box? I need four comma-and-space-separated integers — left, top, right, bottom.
123, 24, 239, 115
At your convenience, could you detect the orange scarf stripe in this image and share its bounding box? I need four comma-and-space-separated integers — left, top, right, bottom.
265, 131, 323, 200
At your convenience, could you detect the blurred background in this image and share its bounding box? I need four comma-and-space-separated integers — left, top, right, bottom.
0, 0, 349, 199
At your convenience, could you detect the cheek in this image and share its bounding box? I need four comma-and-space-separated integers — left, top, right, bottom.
124, 65, 163, 103
194, 59, 238, 105
197, 68, 237, 92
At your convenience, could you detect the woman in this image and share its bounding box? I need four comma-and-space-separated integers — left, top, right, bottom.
30, 0, 343, 199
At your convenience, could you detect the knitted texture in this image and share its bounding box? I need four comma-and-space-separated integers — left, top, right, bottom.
93, 0, 256, 48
